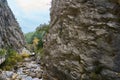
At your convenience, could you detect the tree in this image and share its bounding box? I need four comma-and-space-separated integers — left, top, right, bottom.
33, 37, 39, 51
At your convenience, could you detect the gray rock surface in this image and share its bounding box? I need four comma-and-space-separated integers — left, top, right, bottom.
42, 0, 120, 80
0, 57, 43, 80
0, 0, 25, 52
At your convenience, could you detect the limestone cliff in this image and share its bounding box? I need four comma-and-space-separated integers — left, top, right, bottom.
43, 0, 120, 80
0, 0, 25, 52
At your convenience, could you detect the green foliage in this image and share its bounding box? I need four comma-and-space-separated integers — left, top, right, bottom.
25, 32, 34, 44
24, 23, 49, 59
25, 23, 49, 51
36, 23, 49, 33
0, 49, 23, 70
21, 50, 30, 58
0, 49, 6, 56
35, 48, 45, 59
35, 24, 49, 48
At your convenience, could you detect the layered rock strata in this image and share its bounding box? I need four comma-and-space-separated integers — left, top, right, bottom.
43, 0, 120, 80
0, 0, 25, 52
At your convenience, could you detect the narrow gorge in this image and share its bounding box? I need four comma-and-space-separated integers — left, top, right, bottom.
1, 0, 120, 80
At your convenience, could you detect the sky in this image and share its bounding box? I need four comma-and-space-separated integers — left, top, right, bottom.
7, 0, 51, 33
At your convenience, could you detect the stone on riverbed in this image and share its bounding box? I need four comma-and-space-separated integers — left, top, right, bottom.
0, 56, 43, 80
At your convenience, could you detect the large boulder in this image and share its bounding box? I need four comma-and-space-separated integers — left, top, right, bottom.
0, 0, 25, 52
43, 0, 120, 80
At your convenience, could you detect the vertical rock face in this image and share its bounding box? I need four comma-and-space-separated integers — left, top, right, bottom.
0, 0, 25, 52
43, 0, 120, 80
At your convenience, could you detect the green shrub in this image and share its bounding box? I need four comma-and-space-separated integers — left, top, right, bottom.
0, 49, 23, 70
25, 32, 34, 44
0, 49, 6, 56
21, 53, 30, 58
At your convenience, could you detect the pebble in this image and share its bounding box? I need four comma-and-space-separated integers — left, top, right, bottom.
0, 57, 43, 80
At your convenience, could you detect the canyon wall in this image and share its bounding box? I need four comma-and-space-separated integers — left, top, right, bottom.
0, 0, 25, 52
43, 0, 120, 80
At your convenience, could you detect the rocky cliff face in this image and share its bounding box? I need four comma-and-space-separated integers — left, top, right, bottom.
43, 0, 120, 80
0, 0, 25, 52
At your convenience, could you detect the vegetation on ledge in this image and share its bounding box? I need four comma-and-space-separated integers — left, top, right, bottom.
0, 49, 32, 70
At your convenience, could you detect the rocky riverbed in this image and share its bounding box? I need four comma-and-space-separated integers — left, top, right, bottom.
0, 56, 43, 80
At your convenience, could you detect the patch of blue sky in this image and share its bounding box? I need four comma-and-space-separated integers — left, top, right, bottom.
7, 0, 51, 33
